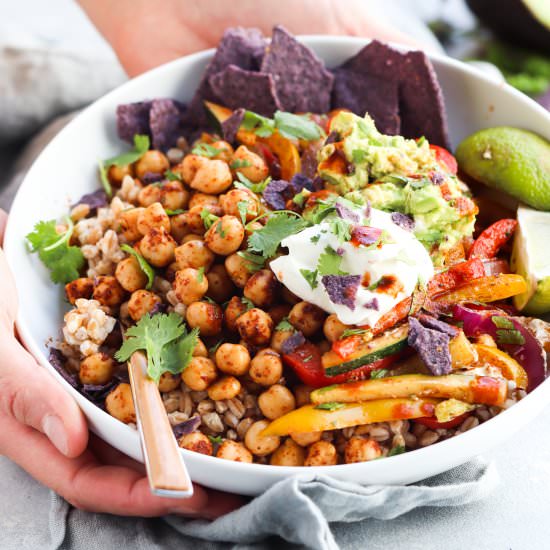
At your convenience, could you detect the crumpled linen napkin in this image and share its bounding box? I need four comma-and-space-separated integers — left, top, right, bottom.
47, 458, 498, 550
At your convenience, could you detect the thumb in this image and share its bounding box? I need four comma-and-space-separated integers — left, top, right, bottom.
0, 209, 7, 244
0, 340, 89, 458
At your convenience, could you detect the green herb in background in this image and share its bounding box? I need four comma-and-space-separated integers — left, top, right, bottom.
120, 244, 155, 290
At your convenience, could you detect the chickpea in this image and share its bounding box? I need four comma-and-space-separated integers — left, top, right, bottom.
224, 296, 247, 332
304, 440, 338, 466
182, 233, 204, 243
290, 431, 322, 447
219, 188, 259, 221
105, 383, 136, 424
243, 269, 280, 309
175, 240, 215, 270
79, 352, 115, 385
210, 140, 234, 162
225, 253, 252, 288
244, 420, 280, 456
119, 208, 145, 242
92, 276, 125, 308
137, 184, 162, 207
181, 356, 217, 391
127, 289, 161, 321
289, 301, 326, 337
204, 216, 244, 256
137, 202, 171, 235
270, 438, 306, 466
134, 150, 169, 179
187, 204, 223, 234
249, 348, 282, 386
270, 329, 294, 353
190, 159, 233, 194
216, 440, 253, 463
293, 385, 312, 407
139, 228, 176, 267
231, 145, 269, 183
158, 372, 181, 392
178, 431, 213, 455
207, 375, 241, 401
115, 256, 148, 292
176, 153, 208, 185
186, 301, 223, 336
236, 308, 273, 346
160, 181, 189, 211
193, 338, 208, 357
170, 212, 192, 242
323, 314, 349, 342
215, 343, 250, 376
206, 264, 235, 303
258, 384, 296, 420
344, 437, 382, 464
107, 163, 133, 186
188, 192, 219, 210
267, 304, 292, 327
65, 277, 93, 305
282, 287, 301, 305
173, 267, 208, 305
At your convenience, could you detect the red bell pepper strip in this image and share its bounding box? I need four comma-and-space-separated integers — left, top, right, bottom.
430, 144, 458, 174
468, 219, 518, 260
482, 258, 511, 276
414, 412, 471, 430
428, 258, 486, 296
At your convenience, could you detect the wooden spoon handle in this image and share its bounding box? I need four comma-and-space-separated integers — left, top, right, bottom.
128, 351, 193, 498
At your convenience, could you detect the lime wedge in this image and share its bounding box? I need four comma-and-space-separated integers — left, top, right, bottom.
511, 206, 550, 314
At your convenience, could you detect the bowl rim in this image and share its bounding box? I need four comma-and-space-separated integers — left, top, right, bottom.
5, 34, 550, 481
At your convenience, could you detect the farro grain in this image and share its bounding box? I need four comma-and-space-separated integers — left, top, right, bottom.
458, 416, 479, 432
236, 417, 254, 439
224, 410, 239, 428
190, 390, 208, 403
418, 430, 439, 447
202, 412, 224, 433
226, 398, 246, 419
197, 400, 215, 414
412, 422, 428, 437
226, 429, 238, 441
403, 432, 417, 448
168, 411, 189, 425
215, 400, 228, 414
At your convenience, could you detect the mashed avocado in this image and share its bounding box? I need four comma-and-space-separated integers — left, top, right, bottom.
318, 111, 476, 266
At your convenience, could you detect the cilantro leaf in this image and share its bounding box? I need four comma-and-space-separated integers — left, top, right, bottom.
237, 250, 265, 272
247, 213, 306, 259
104, 134, 150, 167
237, 200, 248, 225
300, 268, 319, 290
491, 315, 514, 329
197, 266, 205, 283
310, 234, 321, 244
208, 435, 224, 444
26, 219, 85, 284
98, 160, 113, 198
230, 159, 252, 170
241, 111, 275, 137
273, 111, 322, 141
341, 328, 368, 338
317, 245, 345, 276
164, 169, 182, 181
496, 329, 525, 345
314, 402, 345, 411
165, 209, 185, 216
370, 369, 389, 379
162, 327, 200, 376
192, 143, 223, 158
234, 172, 271, 194
120, 244, 155, 290
200, 208, 220, 230
241, 296, 255, 311
275, 317, 295, 332
329, 217, 352, 243
388, 444, 406, 456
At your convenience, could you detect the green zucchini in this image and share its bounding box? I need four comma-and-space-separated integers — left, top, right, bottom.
204, 101, 232, 134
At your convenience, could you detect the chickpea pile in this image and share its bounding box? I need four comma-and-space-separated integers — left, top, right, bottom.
64, 137, 388, 467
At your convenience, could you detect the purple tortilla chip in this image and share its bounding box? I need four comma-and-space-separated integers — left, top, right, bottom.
322, 274, 360, 310
364, 201, 372, 219
49, 348, 79, 389
172, 415, 201, 439
116, 101, 152, 143
221, 108, 245, 142
150, 302, 169, 316
335, 201, 360, 223
391, 212, 415, 232
417, 313, 459, 338
141, 171, 163, 185
280, 331, 306, 354
209, 65, 282, 117
290, 173, 313, 192
363, 297, 379, 310
325, 131, 340, 145
430, 171, 445, 185
298, 145, 319, 180
263, 179, 292, 210
261, 25, 334, 113
408, 317, 452, 375
149, 98, 187, 151
72, 190, 108, 213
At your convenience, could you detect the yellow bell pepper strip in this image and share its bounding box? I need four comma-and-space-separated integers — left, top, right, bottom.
434, 274, 527, 304
433, 399, 475, 423
474, 343, 528, 390
449, 330, 478, 368
310, 373, 508, 407
259, 131, 301, 180
261, 398, 440, 437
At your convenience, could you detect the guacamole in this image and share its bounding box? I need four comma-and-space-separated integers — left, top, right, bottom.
318, 111, 476, 266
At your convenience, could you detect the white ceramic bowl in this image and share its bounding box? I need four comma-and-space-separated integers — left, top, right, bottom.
5, 36, 550, 496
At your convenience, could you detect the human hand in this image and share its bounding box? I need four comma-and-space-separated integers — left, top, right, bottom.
0, 209, 242, 518
78, 0, 422, 77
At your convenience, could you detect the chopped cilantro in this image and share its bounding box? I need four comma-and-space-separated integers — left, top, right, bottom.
310, 234, 321, 244
98, 160, 112, 198
316, 384, 338, 394
208, 435, 224, 444
237, 200, 248, 225
237, 250, 265, 272
208, 340, 223, 354
329, 217, 352, 243
317, 245, 346, 276
275, 318, 295, 332
379, 174, 409, 185
164, 169, 182, 181
120, 244, 155, 290
197, 266, 205, 283
241, 111, 276, 138
293, 190, 307, 208
314, 402, 345, 411
200, 208, 219, 230
388, 444, 406, 456
370, 369, 389, 379
215, 219, 227, 238
104, 134, 150, 167
367, 278, 382, 291
165, 209, 185, 216
303, 355, 313, 363
417, 136, 426, 147
202, 296, 216, 304
241, 296, 255, 311
496, 329, 525, 345
273, 111, 322, 141
491, 316, 514, 330
300, 268, 319, 290
191, 142, 223, 158
234, 172, 271, 194
341, 328, 368, 339
230, 159, 252, 170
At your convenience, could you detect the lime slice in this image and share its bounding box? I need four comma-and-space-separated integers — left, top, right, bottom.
511, 205, 550, 314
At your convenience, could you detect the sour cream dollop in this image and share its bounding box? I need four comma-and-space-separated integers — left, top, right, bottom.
270, 207, 434, 326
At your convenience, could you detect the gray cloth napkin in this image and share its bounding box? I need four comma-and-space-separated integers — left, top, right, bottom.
45, 458, 498, 550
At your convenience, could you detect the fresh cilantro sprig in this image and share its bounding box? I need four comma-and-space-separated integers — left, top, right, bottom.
208, 435, 224, 444
234, 172, 271, 194
388, 444, 406, 456
317, 245, 346, 276
192, 143, 223, 158
26, 218, 85, 284
241, 109, 323, 141
164, 169, 182, 181
237, 250, 265, 272
275, 317, 295, 332
341, 328, 369, 339
370, 369, 389, 379
300, 268, 319, 290
104, 134, 150, 167
230, 159, 252, 170
200, 208, 220, 230
237, 200, 248, 225
115, 312, 199, 383
98, 160, 112, 198
120, 244, 155, 290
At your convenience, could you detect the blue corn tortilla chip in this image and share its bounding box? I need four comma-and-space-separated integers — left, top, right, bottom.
417, 313, 459, 338
322, 274, 361, 311
391, 212, 415, 232
280, 331, 306, 355
49, 348, 79, 389
221, 108, 245, 142
72, 190, 108, 213
363, 297, 379, 310
209, 65, 281, 117
408, 317, 452, 375
172, 415, 201, 439
116, 101, 152, 143
335, 201, 360, 223
290, 173, 313, 192
261, 25, 334, 113
149, 98, 187, 151
141, 171, 164, 185
263, 179, 292, 210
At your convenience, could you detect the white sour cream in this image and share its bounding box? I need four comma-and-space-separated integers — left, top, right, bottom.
270, 207, 434, 326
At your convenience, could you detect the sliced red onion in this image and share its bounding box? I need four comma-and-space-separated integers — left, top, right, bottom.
172, 415, 201, 439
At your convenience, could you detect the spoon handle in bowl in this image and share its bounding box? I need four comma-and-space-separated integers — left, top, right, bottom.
127, 351, 193, 498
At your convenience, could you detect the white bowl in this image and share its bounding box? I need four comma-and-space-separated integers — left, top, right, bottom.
5, 36, 550, 496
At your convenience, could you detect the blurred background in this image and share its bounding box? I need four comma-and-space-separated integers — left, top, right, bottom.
1, 0, 549, 207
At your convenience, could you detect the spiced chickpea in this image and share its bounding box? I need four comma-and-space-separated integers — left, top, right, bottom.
281, 286, 301, 305
178, 431, 213, 456
170, 212, 192, 242
188, 192, 219, 210
79, 352, 115, 385
119, 207, 145, 242
249, 348, 282, 386
186, 301, 223, 336
65, 277, 94, 305
290, 431, 322, 447
139, 227, 176, 267
231, 145, 269, 183
173, 267, 208, 305
190, 159, 233, 194
160, 181, 189, 211
137, 184, 162, 207
270, 438, 306, 466
216, 440, 253, 463
115, 256, 148, 292
176, 154, 208, 185
224, 296, 247, 332
174, 239, 215, 271
323, 314, 348, 342
158, 372, 181, 393
193, 338, 208, 357
207, 376, 241, 401
304, 440, 338, 466
294, 385, 312, 407
270, 328, 294, 353
210, 140, 234, 162
289, 301, 326, 337
244, 420, 280, 456
182, 234, 204, 243
236, 308, 273, 346
219, 188, 259, 221
344, 437, 382, 464
215, 343, 250, 376
258, 384, 296, 419
92, 276, 125, 308
105, 383, 136, 424
267, 304, 292, 327
107, 163, 133, 186
137, 202, 171, 235
204, 216, 244, 255
127, 290, 161, 321
181, 356, 217, 391
225, 253, 252, 288
187, 204, 223, 234
206, 264, 235, 303
243, 269, 280, 309
134, 150, 169, 180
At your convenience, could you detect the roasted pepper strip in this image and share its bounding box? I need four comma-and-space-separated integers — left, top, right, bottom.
468, 219, 518, 260
310, 373, 508, 407
428, 258, 486, 296
261, 398, 440, 437
259, 132, 301, 180
474, 343, 528, 390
